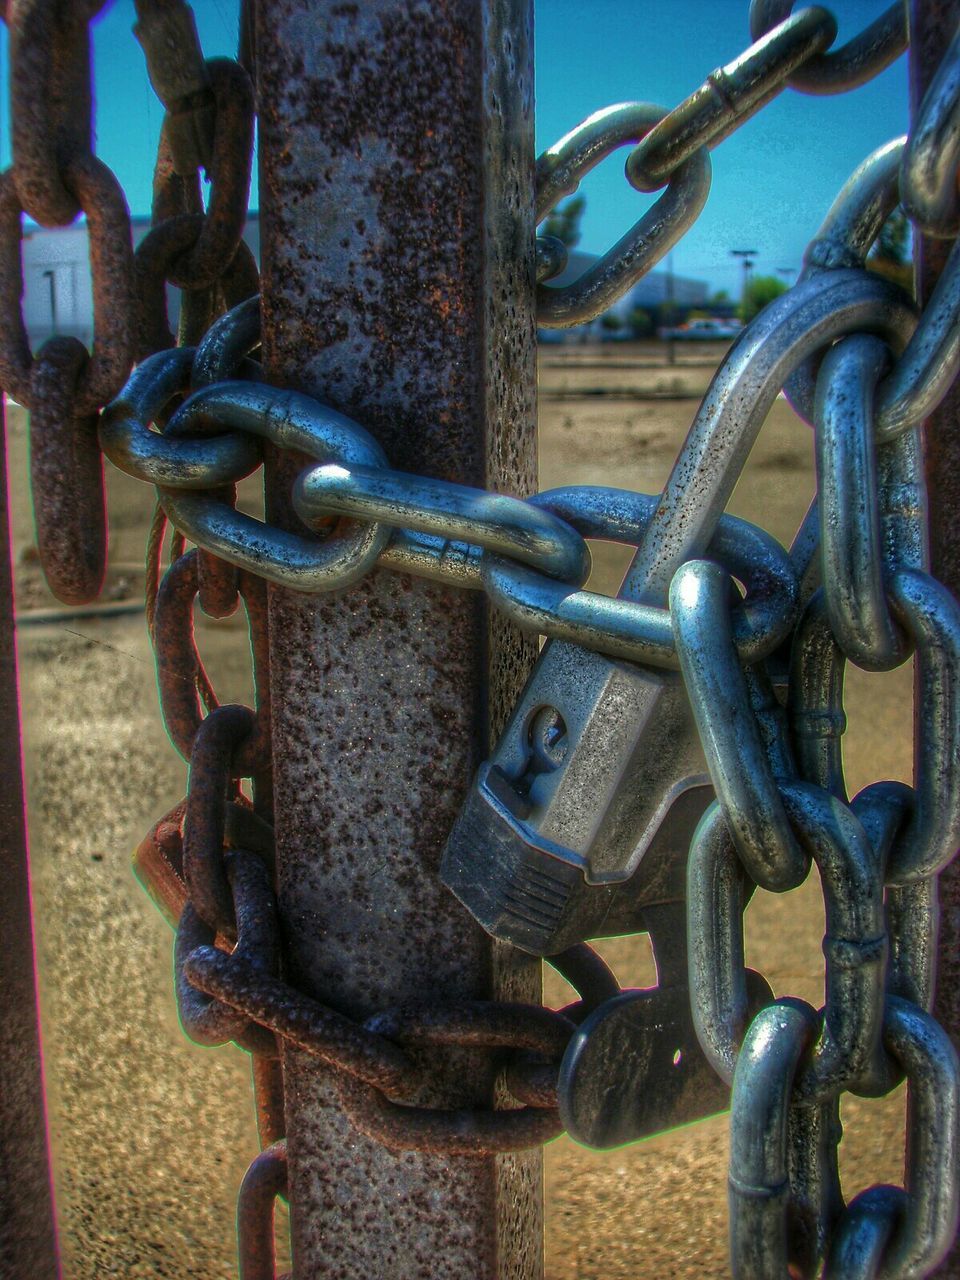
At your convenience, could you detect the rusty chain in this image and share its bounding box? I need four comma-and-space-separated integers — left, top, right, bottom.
5, 1, 960, 1276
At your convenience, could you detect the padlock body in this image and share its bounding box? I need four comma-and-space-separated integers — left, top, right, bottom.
441, 638, 709, 952
479, 638, 707, 882
442, 762, 618, 954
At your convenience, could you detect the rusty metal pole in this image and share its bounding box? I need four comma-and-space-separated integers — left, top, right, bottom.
0, 398, 59, 1279
910, 2, 960, 1275
255, 2, 541, 1275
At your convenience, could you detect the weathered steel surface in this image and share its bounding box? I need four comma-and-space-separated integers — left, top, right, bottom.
0, 396, 59, 1278
255, 1, 540, 1275
911, 3, 960, 1274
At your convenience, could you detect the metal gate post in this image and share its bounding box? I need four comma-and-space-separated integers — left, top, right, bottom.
910, 3, 960, 1274
0, 398, 59, 1278
255, 2, 541, 1276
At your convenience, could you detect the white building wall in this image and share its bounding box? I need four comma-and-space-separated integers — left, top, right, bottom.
18, 217, 261, 350
22, 226, 93, 346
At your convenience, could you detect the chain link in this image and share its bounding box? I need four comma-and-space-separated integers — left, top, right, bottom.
749, 0, 908, 94
626, 6, 838, 191
535, 102, 711, 326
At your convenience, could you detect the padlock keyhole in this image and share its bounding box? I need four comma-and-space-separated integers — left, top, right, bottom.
497, 705, 569, 805
528, 705, 569, 771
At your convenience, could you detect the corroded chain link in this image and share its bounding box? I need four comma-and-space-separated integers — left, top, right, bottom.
0, 0, 135, 603
0, 0, 256, 606
8, 1, 960, 1277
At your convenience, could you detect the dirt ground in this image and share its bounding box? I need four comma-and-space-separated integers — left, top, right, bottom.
9, 340, 914, 1278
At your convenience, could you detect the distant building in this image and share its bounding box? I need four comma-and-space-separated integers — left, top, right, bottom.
624, 269, 710, 309
17, 215, 262, 349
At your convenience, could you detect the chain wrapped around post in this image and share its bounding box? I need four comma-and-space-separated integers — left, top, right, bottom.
8, 0, 960, 1276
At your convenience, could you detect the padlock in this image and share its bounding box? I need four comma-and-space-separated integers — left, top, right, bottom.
442, 271, 891, 955
441, 635, 707, 955
557, 896, 773, 1148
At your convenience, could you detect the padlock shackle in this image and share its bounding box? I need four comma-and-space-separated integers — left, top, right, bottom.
620, 268, 916, 604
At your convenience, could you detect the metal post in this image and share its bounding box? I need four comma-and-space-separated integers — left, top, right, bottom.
910, 2, 960, 1274
255, 2, 540, 1276
0, 397, 59, 1279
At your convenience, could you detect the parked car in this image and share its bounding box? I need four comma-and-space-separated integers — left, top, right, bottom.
659, 318, 742, 341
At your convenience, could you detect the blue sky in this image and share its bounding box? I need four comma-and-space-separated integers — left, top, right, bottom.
0, 1, 910, 295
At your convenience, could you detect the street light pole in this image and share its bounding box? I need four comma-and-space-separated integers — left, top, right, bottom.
730, 247, 757, 313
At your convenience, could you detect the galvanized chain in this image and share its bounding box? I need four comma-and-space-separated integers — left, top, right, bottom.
8, 0, 960, 1276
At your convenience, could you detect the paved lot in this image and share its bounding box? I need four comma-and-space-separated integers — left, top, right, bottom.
10, 344, 913, 1276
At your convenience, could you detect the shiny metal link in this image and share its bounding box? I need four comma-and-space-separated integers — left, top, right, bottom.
728, 999, 819, 1277
874, 232, 960, 437
192, 294, 261, 387
901, 18, 960, 236
824, 998, 960, 1279
802, 138, 904, 277
107, 373, 392, 593
789, 138, 960, 440
105, 347, 806, 653
377, 530, 485, 591
748, 0, 908, 95
671, 558, 809, 890
535, 233, 568, 283
788, 589, 848, 800
779, 782, 886, 1103
535, 103, 710, 326
621, 269, 916, 601
470, 485, 798, 668
815, 333, 919, 670
160, 382, 389, 592
293, 462, 591, 585
685, 742, 884, 1105
786, 138, 905, 424
788, 1092, 844, 1275
886, 873, 938, 1013
626, 7, 837, 191
100, 348, 262, 488
884, 570, 960, 885
823, 1185, 907, 1280
186, 294, 272, 619
378, 481, 798, 660
727, 993, 952, 1280
687, 802, 770, 1085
